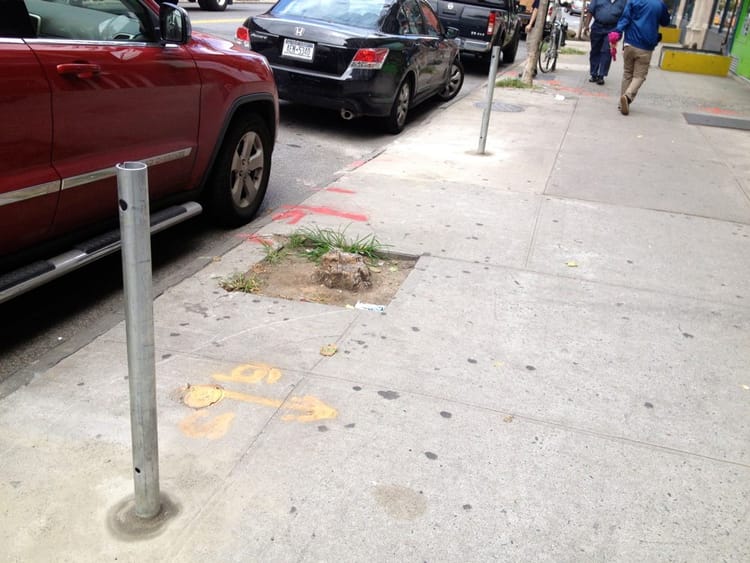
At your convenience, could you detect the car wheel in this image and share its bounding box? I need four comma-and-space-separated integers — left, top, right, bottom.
197, 0, 227, 11
207, 114, 271, 227
383, 78, 411, 135
437, 57, 464, 101
502, 32, 519, 63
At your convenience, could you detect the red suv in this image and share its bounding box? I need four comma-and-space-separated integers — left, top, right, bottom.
0, 0, 278, 303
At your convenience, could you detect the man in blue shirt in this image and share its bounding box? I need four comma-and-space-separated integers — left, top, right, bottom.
584, 0, 628, 85
611, 0, 670, 115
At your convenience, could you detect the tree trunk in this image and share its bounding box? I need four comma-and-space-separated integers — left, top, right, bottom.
521, 0, 551, 85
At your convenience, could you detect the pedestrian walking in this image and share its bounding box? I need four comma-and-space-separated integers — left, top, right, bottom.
609, 0, 670, 115
584, 0, 628, 85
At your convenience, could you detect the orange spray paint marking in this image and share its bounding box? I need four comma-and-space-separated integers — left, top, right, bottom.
180, 410, 236, 439
220, 390, 337, 422
178, 364, 338, 439
272, 205, 368, 225
212, 363, 282, 385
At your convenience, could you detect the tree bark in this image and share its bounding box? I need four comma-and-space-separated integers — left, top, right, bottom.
521, 0, 551, 85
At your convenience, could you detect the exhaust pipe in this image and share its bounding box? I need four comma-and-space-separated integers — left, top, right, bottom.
340, 108, 355, 120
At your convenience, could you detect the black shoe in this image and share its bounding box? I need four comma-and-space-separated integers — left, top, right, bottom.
596, 77, 605, 85
589, 75, 597, 83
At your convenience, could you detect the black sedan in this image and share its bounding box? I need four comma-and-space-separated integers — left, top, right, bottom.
236, 0, 464, 133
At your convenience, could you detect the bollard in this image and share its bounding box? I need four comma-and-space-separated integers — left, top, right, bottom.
478, 45, 501, 155
116, 162, 161, 520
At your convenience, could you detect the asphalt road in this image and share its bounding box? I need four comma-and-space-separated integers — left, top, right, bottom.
0, 3, 528, 394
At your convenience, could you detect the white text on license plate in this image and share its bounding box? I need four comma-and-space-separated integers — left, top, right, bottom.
282, 38, 315, 61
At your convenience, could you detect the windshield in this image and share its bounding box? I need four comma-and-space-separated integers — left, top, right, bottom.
270, 0, 395, 30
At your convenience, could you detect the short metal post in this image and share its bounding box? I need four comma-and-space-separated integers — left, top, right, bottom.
117, 162, 161, 519
478, 45, 501, 155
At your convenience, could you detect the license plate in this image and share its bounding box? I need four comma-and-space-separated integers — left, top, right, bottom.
282, 38, 315, 61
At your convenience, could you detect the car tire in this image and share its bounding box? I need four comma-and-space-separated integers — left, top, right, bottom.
383, 78, 411, 135
502, 31, 519, 63
197, 0, 227, 11
206, 114, 271, 227
437, 57, 464, 101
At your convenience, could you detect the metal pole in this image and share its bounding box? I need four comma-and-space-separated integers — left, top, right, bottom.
478, 46, 501, 154
117, 161, 161, 519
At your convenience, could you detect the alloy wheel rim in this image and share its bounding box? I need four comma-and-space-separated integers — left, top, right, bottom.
230, 132, 263, 209
446, 64, 461, 96
396, 83, 410, 127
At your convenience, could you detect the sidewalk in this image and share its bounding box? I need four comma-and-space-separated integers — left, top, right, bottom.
1, 44, 749, 561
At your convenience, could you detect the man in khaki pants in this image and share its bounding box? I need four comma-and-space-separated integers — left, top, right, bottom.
608, 0, 671, 115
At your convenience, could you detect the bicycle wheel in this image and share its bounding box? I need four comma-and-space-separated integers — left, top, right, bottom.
538, 30, 557, 73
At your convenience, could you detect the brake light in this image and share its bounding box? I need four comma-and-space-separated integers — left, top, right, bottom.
235, 26, 250, 49
350, 48, 389, 69
486, 12, 496, 35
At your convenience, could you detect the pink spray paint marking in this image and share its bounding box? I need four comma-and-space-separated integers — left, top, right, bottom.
236, 234, 273, 245
698, 106, 738, 116
547, 80, 609, 98
326, 187, 357, 194
345, 159, 367, 170
272, 205, 368, 225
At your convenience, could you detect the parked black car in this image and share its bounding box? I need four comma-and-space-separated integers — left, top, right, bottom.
428, 0, 521, 64
236, 0, 464, 134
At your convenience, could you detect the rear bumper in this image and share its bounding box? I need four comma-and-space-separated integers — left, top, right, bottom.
456, 37, 492, 54
271, 65, 398, 118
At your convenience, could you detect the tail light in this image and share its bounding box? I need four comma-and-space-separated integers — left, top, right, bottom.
486, 12, 496, 35
235, 26, 250, 49
350, 48, 389, 70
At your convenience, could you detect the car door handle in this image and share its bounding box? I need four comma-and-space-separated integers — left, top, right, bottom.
56, 63, 101, 79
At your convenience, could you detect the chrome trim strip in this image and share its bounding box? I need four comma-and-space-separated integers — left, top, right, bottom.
0, 201, 202, 305
143, 148, 193, 168
0, 181, 60, 207
24, 38, 152, 48
61, 148, 192, 191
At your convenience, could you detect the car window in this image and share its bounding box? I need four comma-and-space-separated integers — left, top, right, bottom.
398, 0, 424, 35
1, 0, 36, 37
418, 0, 441, 37
23, 0, 152, 42
271, 0, 394, 30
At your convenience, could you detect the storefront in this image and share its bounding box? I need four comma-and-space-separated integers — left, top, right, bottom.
730, 0, 750, 77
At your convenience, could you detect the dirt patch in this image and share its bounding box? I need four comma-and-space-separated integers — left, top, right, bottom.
241, 244, 417, 308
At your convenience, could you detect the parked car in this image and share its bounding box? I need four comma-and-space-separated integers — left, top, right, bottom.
0, 0, 279, 303
171, 0, 232, 12
428, 0, 521, 64
566, 0, 584, 16
236, 0, 464, 134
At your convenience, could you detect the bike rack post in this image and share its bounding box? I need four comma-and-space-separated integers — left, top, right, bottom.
116, 161, 161, 520
478, 45, 501, 155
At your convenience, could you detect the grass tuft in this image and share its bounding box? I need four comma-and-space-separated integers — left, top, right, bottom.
287, 226, 387, 261
219, 272, 261, 293
559, 47, 586, 55
263, 244, 287, 265
495, 77, 533, 89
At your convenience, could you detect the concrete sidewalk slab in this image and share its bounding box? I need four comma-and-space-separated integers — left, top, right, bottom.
2, 41, 749, 562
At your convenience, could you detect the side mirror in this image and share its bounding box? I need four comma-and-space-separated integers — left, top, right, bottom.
445, 26, 459, 39
159, 3, 191, 44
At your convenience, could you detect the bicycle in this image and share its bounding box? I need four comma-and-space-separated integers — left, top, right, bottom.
538, 2, 565, 73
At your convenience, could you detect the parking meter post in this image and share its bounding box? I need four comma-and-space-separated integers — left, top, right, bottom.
478, 45, 501, 154
116, 162, 161, 520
